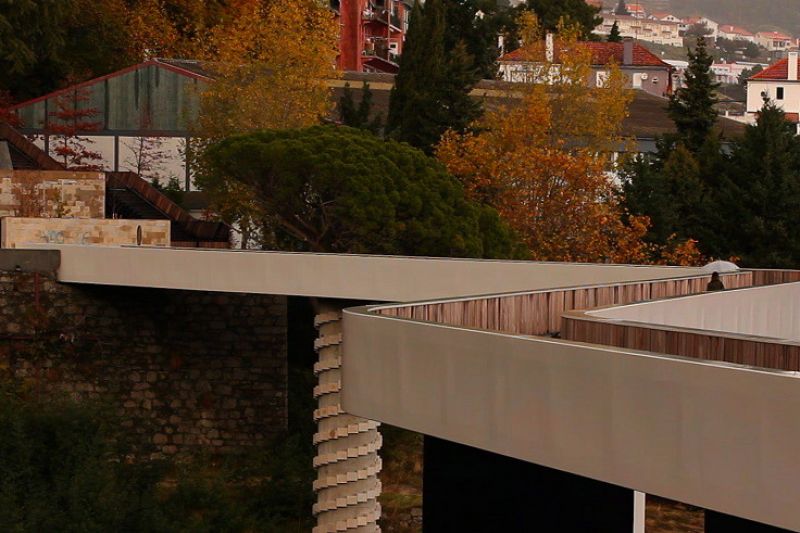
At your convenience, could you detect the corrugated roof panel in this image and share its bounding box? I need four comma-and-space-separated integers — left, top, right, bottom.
12, 62, 206, 135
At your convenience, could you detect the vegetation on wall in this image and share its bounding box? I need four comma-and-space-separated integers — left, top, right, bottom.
0, 381, 315, 532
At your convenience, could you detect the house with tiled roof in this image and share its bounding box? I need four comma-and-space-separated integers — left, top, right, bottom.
718, 25, 756, 43
499, 38, 674, 97
625, 3, 646, 19
746, 51, 800, 128
683, 16, 719, 39
755, 31, 793, 52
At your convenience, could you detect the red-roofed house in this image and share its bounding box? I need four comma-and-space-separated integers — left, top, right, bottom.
718, 25, 756, 43
755, 31, 793, 52
499, 38, 673, 97
747, 51, 800, 126
625, 3, 646, 19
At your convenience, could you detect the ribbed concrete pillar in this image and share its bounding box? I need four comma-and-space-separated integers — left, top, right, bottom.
313, 303, 382, 533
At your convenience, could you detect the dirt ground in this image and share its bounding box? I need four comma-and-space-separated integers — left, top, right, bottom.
646, 496, 705, 533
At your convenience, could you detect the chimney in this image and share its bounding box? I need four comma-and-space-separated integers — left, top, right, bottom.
789, 51, 799, 81
623, 38, 634, 66
545, 32, 554, 62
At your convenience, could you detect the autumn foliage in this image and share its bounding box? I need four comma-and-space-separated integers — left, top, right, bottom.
437, 17, 702, 265
195, 0, 339, 137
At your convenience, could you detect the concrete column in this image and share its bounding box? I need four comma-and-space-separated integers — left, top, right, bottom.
313, 303, 382, 533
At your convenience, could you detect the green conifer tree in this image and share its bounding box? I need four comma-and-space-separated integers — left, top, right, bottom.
668, 36, 720, 153
443, 0, 512, 80
387, 0, 481, 153
607, 21, 622, 42
718, 97, 800, 267
338, 82, 357, 126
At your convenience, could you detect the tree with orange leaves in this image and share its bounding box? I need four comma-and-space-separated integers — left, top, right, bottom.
437, 16, 702, 265
192, 0, 339, 247
195, 0, 339, 137
438, 18, 635, 262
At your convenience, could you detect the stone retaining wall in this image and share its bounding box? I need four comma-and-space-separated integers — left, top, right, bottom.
0, 265, 287, 456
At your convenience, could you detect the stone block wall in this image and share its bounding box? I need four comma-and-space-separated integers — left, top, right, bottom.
0, 170, 105, 218
0, 265, 287, 456
1, 217, 170, 248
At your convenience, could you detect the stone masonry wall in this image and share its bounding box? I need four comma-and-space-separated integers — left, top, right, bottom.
0, 170, 105, 218
1, 217, 170, 248
0, 266, 287, 456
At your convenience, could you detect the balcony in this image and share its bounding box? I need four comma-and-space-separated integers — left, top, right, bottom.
363, 3, 403, 31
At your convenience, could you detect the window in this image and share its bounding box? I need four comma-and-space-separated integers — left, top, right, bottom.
777, 87, 785, 100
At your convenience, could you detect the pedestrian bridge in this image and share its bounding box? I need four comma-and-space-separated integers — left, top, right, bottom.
29, 244, 800, 532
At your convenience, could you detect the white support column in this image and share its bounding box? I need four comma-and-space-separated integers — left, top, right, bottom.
313, 304, 382, 533
633, 492, 646, 533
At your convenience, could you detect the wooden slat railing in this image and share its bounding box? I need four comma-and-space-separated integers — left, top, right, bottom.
561, 312, 800, 371
377, 271, 753, 337
750, 269, 800, 286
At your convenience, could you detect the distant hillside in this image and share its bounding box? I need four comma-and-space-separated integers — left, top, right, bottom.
633, 0, 800, 36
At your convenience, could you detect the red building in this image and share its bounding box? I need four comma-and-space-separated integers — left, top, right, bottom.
334, 0, 415, 73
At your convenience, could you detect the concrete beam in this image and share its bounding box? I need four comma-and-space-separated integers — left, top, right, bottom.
26, 244, 703, 302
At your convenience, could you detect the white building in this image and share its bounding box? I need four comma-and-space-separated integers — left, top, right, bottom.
712, 61, 761, 85
717, 25, 756, 43
596, 14, 682, 47
649, 12, 682, 24
755, 31, 793, 52
683, 16, 719, 40
747, 51, 800, 128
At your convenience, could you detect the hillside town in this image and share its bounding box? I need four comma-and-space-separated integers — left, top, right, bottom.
1, 1, 800, 533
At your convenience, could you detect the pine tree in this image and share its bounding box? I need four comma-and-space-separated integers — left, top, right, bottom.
387, 0, 481, 153
607, 21, 622, 42
668, 36, 720, 153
